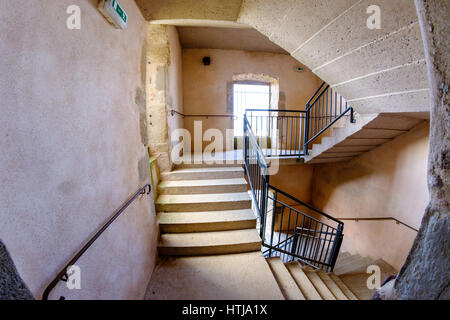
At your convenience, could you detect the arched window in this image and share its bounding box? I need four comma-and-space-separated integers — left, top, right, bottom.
230, 74, 279, 137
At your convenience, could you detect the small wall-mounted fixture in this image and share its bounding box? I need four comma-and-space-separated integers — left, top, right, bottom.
202, 57, 211, 66
98, 0, 128, 29
295, 67, 304, 72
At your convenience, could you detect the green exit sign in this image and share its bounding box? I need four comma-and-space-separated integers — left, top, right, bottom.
112, 0, 127, 24
98, 0, 128, 29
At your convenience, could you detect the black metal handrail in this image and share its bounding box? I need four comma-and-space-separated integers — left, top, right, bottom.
170, 109, 237, 119
243, 113, 344, 271
264, 185, 344, 271
245, 109, 307, 158
336, 217, 419, 232
303, 82, 355, 157
244, 115, 269, 239
42, 184, 152, 300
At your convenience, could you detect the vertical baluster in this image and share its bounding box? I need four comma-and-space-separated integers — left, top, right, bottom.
321, 93, 324, 131
269, 190, 278, 257
317, 224, 326, 265
334, 90, 337, 122
323, 226, 333, 269
326, 88, 329, 127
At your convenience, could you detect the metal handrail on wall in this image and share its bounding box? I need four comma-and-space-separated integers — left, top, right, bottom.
42, 184, 152, 300
336, 217, 419, 232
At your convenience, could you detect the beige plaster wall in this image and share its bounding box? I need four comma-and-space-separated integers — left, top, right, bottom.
0, 0, 157, 299
311, 122, 430, 269
182, 48, 323, 151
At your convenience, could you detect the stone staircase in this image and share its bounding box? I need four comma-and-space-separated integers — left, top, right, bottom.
155, 165, 263, 256
304, 113, 425, 164
266, 251, 398, 300
146, 163, 285, 299
146, 162, 398, 300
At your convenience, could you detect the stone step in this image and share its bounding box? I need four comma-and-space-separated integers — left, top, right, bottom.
145, 252, 284, 300
158, 209, 256, 233
285, 262, 322, 300
305, 114, 425, 164
302, 267, 336, 300
158, 229, 261, 256
317, 270, 348, 300
329, 273, 359, 300
266, 257, 305, 300
156, 192, 252, 212
161, 167, 244, 181
339, 273, 376, 300
175, 162, 243, 169
158, 178, 248, 195
334, 255, 374, 276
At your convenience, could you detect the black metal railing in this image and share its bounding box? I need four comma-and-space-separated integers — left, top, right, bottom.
245, 109, 306, 158
303, 82, 355, 156
263, 186, 343, 272
244, 115, 270, 239
243, 82, 354, 160
42, 184, 152, 300
244, 113, 344, 271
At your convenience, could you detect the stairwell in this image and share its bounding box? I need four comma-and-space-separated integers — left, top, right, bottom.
145, 159, 398, 300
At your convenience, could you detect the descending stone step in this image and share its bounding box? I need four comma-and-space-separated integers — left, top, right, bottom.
285, 262, 322, 300
329, 273, 359, 300
158, 229, 261, 256
317, 270, 348, 300
156, 192, 252, 212
333, 255, 373, 276
267, 257, 305, 300
339, 273, 376, 300
158, 209, 256, 233
145, 252, 284, 300
335, 251, 352, 265
302, 267, 336, 300
161, 167, 244, 181
175, 162, 243, 169
158, 178, 248, 195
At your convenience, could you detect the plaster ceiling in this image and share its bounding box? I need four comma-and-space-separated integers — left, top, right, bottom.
177, 27, 288, 54
135, 0, 244, 21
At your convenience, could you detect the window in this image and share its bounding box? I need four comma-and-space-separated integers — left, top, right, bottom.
233, 83, 271, 136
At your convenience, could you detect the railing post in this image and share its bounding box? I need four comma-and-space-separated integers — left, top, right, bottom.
291, 227, 300, 262
269, 189, 278, 257
303, 106, 310, 156
350, 107, 356, 123
243, 114, 248, 164
259, 167, 269, 242
326, 224, 344, 272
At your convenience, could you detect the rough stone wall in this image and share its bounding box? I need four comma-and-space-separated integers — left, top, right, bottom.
146, 25, 183, 172
379, 0, 449, 300
0, 240, 34, 300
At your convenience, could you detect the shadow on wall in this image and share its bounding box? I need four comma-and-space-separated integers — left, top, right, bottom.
310, 122, 430, 269
311, 121, 430, 225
